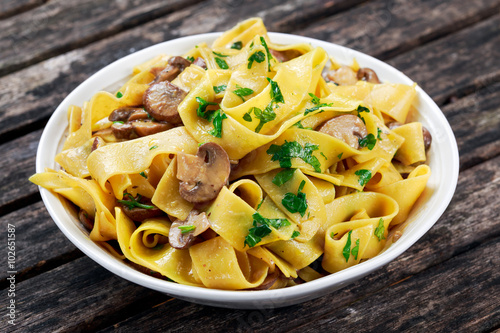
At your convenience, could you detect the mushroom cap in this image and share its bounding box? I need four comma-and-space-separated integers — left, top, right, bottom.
318, 115, 368, 149
168, 211, 210, 249
357, 67, 381, 84
177, 142, 230, 203
143, 81, 187, 124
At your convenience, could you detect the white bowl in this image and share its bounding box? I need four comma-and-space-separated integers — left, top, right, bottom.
36, 32, 459, 309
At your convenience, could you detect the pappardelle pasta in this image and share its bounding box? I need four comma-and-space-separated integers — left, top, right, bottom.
30, 18, 431, 290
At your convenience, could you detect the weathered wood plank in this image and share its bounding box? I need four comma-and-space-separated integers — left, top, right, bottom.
6, 153, 498, 332
0, 129, 40, 215
293, 239, 500, 333
0, 0, 46, 20
0, 0, 205, 76
0, 201, 79, 286
443, 82, 500, 171
299, 0, 500, 60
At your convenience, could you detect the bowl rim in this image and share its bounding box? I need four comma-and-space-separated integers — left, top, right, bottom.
36, 31, 459, 308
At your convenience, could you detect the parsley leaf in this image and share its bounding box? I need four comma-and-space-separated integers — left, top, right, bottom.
377, 127, 383, 140
116, 91, 123, 98
212, 51, 228, 58
358, 133, 377, 150
231, 41, 243, 50
267, 141, 321, 172
308, 93, 321, 105
245, 105, 277, 133
207, 109, 227, 138
247, 51, 266, 69
291, 230, 301, 239
215, 57, 229, 69
139, 171, 147, 179
195, 97, 226, 138
338, 152, 343, 159
178, 225, 196, 234
244, 212, 291, 248
196, 97, 218, 119
233, 85, 254, 102
260, 36, 273, 71
272, 168, 296, 186
342, 230, 353, 262
354, 169, 372, 186
351, 238, 360, 260
357, 105, 370, 123
304, 102, 333, 116
117, 193, 155, 210
282, 180, 308, 217
243, 111, 253, 122
186, 56, 194, 62
213, 85, 227, 94
266, 77, 284, 104
374, 218, 386, 241
149, 145, 158, 150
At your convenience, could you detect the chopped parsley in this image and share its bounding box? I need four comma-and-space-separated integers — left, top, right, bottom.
233, 85, 254, 102
267, 141, 321, 172
342, 230, 353, 262
244, 212, 291, 248
374, 218, 385, 241
215, 57, 229, 69
282, 180, 308, 217
351, 238, 360, 260
260, 36, 273, 71
338, 152, 343, 159
116, 91, 123, 98
212, 51, 228, 58
304, 93, 332, 115
377, 127, 383, 140
357, 105, 370, 123
272, 168, 296, 186
358, 133, 377, 150
149, 145, 158, 150
113, 121, 124, 125
308, 93, 321, 105
178, 225, 196, 234
117, 193, 154, 210
230, 41, 243, 50
195, 97, 227, 138
244, 105, 277, 132
247, 51, 266, 69
139, 171, 147, 179
267, 77, 284, 104
291, 230, 301, 239
186, 56, 195, 62
292, 121, 312, 130
354, 169, 372, 186
320, 152, 328, 160
330, 232, 338, 239
213, 85, 227, 94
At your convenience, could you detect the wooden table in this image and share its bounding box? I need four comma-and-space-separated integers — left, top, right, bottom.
1, 0, 499, 331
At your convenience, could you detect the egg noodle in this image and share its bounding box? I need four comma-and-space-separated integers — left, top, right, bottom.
30, 18, 430, 290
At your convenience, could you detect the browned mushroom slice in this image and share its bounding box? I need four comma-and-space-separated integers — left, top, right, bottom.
192, 57, 207, 69
78, 209, 94, 231
127, 109, 149, 122
91, 136, 105, 152
143, 81, 187, 124
152, 56, 192, 83
357, 67, 381, 83
387, 122, 432, 151
318, 115, 368, 149
132, 121, 173, 137
111, 122, 137, 140
108, 107, 144, 122
269, 49, 302, 63
168, 210, 210, 249
117, 195, 165, 222
176, 142, 230, 203
326, 66, 358, 86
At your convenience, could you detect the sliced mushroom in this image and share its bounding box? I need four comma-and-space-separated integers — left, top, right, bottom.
118, 196, 164, 222
111, 122, 137, 140
250, 269, 282, 290
108, 107, 144, 122
91, 136, 105, 152
326, 66, 358, 86
269, 49, 302, 63
78, 209, 94, 231
192, 57, 207, 69
127, 109, 149, 122
176, 142, 230, 203
132, 121, 172, 137
387, 121, 432, 151
152, 56, 192, 83
318, 115, 368, 149
143, 81, 187, 124
168, 210, 210, 249
357, 67, 381, 83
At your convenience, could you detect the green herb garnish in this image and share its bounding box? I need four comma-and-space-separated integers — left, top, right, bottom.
207, 109, 227, 138
213, 51, 228, 58
195, 97, 226, 137
308, 93, 321, 105
330, 232, 338, 239
351, 238, 360, 260
113, 121, 124, 124
213, 85, 227, 94
342, 230, 353, 262
178, 225, 196, 234
266, 77, 284, 104
272, 168, 296, 186
196, 96, 218, 118
215, 57, 229, 69
149, 145, 158, 150
231, 41, 243, 50
291, 230, 301, 239
139, 171, 147, 179
358, 133, 377, 150
320, 152, 328, 160
377, 128, 383, 140
247, 51, 266, 69
357, 105, 370, 123
244, 212, 291, 248
338, 153, 343, 160
260, 36, 273, 71
186, 56, 195, 62
374, 218, 385, 241
282, 180, 308, 217
267, 141, 321, 172
354, 169, 372, 186
117, 193, 155, 210
233, 85, 254, 102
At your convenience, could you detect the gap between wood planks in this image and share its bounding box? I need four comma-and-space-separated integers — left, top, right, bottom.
0, 0, 48, 20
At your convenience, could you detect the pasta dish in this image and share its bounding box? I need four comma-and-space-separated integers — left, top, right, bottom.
30, 18, 431, 290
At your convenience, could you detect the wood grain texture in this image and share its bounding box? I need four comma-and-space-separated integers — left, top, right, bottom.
5, 153, 498, 333
0, 201, 80, 286
0, 0, 205, 76
0, 0, 46, 19
299, 0, 500, 60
